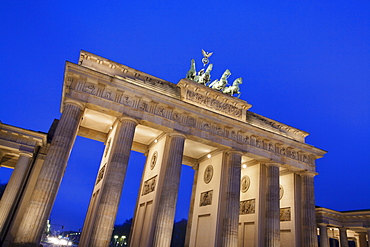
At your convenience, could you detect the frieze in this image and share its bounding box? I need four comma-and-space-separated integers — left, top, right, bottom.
200, 190, 213, 207
72, 77, 315, 166
240, 199, 255, 215
185, 90, 243, 119
142, 175, 157, 196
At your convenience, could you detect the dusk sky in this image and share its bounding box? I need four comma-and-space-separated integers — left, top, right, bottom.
1, 1, 369, 231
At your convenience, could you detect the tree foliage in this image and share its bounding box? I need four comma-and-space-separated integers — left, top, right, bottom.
109, 218, 188, 247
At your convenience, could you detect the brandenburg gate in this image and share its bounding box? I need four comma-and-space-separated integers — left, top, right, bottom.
0, 51, 326, 247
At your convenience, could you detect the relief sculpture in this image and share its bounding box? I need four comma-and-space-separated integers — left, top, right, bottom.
200, 190, 213, 207
240, 199, 255, 214
142, 175, 157, 196
280, 207, 291, 221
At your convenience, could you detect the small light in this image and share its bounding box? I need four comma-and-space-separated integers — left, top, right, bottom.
114, 235, 118, 239
242, 164, 247, 169
154, 139, 158, 143
207, 154, 211, 158
110, 126, 113, 130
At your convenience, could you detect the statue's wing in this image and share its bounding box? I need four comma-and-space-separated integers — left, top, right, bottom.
202, 49, 207, 57
202, 49, 213, 58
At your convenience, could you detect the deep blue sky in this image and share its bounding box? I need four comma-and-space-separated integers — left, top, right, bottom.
1, 1, 369, 231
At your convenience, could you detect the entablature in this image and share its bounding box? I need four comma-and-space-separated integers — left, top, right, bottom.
62, 52, 326, 172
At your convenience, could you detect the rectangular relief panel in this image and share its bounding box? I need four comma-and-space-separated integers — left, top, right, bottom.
195, 214, 211, 247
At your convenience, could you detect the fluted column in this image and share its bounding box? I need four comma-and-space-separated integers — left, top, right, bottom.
153, 132, 185, 247
13, 100, 84, 246
265, 163, 280, 247
358, 232, 367, 247
318, 224, 329, 247
89, 117, 138, 247
184, 163, 199, 247
339, 227, 348, 247
220, 151, 242, 247
0, 152, 32, 232
300, 171, 318, 247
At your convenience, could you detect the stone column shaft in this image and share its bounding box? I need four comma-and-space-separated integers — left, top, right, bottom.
184, 164, 199, 247
265, 163, 280, 247
0, 153, 32, 232
301, 172, 318, 247
89, 118, 138, 247
14, 102, 83, 246
339, 227, 348, 247
318, 224, 329, 247
358, 232, 367, 247
153, 133, 185, 247
220, 151, 242, 247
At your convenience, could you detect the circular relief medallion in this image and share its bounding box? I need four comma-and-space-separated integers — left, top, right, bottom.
203, 165, 214, 184
150, 151, 158, 170
241, 175, 251, 193
280, 185, 284, 200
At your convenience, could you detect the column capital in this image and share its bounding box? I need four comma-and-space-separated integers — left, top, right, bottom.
226, 150, 243, 156
318, 223, 328, 227
64, 98, 85, 110
167, 131, 187, 139
18, 151, 33, 158
298, 170, 318, 177
119, 116, 139, 125
265, 162, 281, 168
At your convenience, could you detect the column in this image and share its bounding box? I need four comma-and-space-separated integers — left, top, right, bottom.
220, 151, 242, 247
88, 117, 138, 247
339, 227, 348, 247
184, 164, 199, 247
300, 171, 318, 247
318, 224, 329, 247
0, 152, 32, 232
13, 100, 84, 246
367, 228, 370, 247
358, 232, 367, 247
265, 163, 280, 247
152, 132, 185, 247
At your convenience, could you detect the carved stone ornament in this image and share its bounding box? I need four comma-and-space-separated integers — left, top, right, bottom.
104, 138, 111, 158
150, 151, 158, 170
142, 175, 157, 196
280, 185, 284, 200
200, 190, 213, 207
280, 207, 291, 221
96, 164, 106, 185
241, 175, 251, 193
204, 165, 214, 184
240, 199, 255, 215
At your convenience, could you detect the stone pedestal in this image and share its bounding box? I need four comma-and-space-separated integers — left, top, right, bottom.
300, 171, 318, 247
0, 152, 32, 232
318, 224, 329, 247
339, 227, 348, 247
88, 117, 138, 247
12, 101, 84, 246
220, 151, 242, 247
152, 133, 185, 247
265, 163, 280, 247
